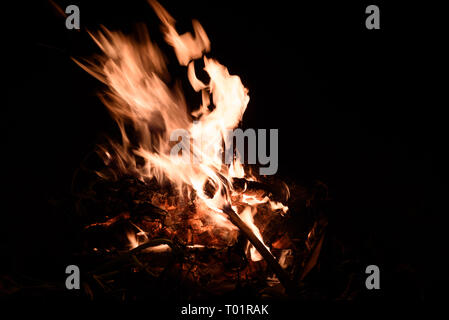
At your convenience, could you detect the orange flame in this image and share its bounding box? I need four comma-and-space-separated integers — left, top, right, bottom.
76, 1, 286, 261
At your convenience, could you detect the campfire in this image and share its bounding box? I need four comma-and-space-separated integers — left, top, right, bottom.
71, 0, 328, 300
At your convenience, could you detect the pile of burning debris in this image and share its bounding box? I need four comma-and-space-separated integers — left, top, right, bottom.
68, 1, 330, 300
74, 161, 328, 300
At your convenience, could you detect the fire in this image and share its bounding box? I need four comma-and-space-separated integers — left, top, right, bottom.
75, 0, 288, 262
239, 206, 268, 262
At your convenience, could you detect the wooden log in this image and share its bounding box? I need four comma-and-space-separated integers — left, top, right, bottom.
222, 205, 295, 295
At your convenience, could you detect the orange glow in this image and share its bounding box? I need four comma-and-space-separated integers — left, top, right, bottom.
76, 1, 288, 261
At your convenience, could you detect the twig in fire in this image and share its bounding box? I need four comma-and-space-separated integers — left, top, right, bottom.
222, 205, 296, 295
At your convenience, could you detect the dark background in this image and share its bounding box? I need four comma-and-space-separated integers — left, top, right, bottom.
3, 0, 447, 302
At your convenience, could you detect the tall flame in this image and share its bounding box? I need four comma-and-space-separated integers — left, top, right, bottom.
76, 1, 284, 260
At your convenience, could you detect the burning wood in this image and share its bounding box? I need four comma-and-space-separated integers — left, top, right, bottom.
69, 0, 328, 299
222, 205, 294, 293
